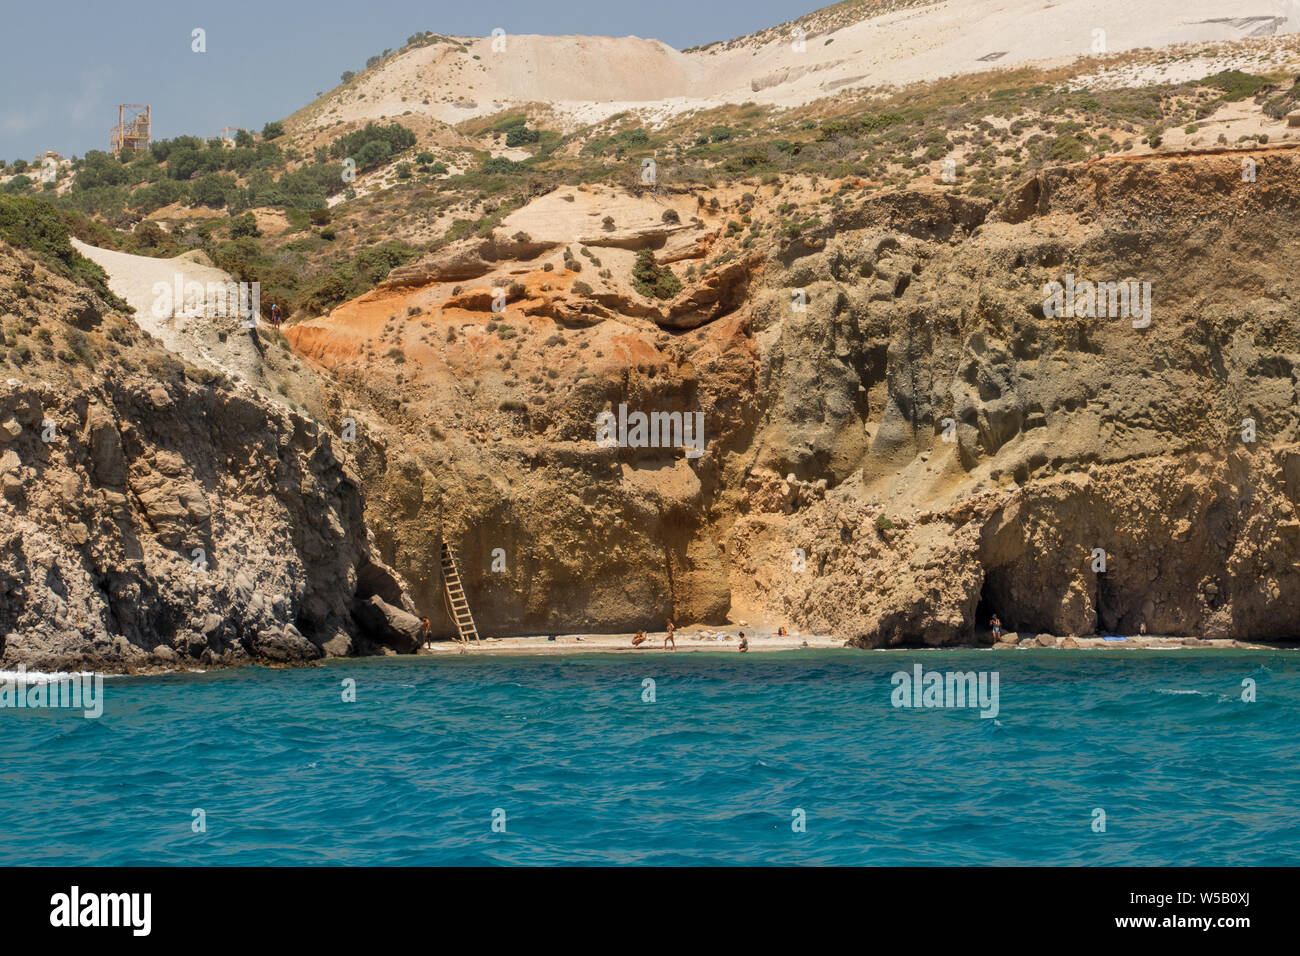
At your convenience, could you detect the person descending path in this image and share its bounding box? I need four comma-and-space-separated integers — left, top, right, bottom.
271, 303, 283, 327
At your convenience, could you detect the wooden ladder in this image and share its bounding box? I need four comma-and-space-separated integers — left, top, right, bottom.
440, 541, 481, 645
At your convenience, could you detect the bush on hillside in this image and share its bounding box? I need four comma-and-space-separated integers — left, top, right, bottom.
480, 156, 522, 174
631, 249, 681, 300
74, 150, 129, 190
229, 212, 261, 238
327, 122, 416, 163
505, 125, 540, 147
354, 139, 392, 170
0, 194, 125, 307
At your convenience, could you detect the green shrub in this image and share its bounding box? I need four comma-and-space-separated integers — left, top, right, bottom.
355, 240, 418, 284
128, 178, 188, 212
504, 125, 540, 147
72, 150, 128, 190
356, 139, 392, 170
190, 173, 238, 208
0, 194, 124, 306
328, 121, 416, 163
230, 212, 261, 238
480, 156, 522, 174
1198, 70, 1269, 102
631, 249, 681, 300
262, 121, 285, 139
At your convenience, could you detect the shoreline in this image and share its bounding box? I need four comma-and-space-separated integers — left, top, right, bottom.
413, 628, 1288, 656
418, 629, 839, 656
4, 630, 1291, 679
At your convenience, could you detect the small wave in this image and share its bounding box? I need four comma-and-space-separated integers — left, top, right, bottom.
1155, 688, 1211, 696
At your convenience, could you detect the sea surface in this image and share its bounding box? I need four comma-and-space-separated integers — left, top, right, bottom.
0, 649, 1294, 865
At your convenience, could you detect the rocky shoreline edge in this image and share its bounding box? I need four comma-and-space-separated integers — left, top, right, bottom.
4, 628, 1290, 677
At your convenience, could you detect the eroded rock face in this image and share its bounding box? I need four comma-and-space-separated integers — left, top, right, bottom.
285, 151, 1300, 645
0, 243, 414, 671
727, 153, 1300, 645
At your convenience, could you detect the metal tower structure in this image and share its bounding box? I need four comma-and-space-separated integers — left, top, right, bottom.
110, 105, 151, 154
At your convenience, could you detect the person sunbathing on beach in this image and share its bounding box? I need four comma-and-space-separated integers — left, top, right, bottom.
631, 630, 648, 647
776, 626, 788, 636
664, 620, 676, 651
739, 632, 748, 653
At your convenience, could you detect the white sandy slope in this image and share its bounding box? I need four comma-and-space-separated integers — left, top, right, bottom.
298, 0, 1300, 132
71, 239, 290, 404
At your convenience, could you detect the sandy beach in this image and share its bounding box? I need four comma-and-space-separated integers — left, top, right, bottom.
414, 630, 1284, 655
417, 629, 840, 655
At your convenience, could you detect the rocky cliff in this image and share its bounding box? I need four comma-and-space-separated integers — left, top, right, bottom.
289, 147, 1300, 645
0, 242, 414, 671
734, 149, 1300, 643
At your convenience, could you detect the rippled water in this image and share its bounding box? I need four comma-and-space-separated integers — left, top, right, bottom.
0, 649, 1294, 865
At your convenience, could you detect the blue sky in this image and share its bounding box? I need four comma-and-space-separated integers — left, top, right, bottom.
0, 0, 820, 161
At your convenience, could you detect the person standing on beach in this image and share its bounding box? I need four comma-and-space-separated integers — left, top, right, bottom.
990, 614, 1002, 641
664, 620, 676, 651
419, 617, 432, 648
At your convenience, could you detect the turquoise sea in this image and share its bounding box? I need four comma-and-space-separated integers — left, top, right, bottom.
0, 649, 1294, 866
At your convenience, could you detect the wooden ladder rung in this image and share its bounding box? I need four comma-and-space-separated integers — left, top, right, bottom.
440, 541, 482, 644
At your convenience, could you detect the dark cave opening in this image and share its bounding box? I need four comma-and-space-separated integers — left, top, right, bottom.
1096, 571, 1119, 635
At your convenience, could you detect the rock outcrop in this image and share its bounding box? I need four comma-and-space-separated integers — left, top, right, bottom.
0, 242, 414, 671
287, 148, 1300, 646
